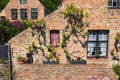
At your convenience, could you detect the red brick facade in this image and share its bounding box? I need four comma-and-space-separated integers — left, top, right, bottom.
7, 0, 120, 79
8, 0, 120, 66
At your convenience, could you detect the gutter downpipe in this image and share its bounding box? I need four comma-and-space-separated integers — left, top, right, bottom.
5, 43, 13, 80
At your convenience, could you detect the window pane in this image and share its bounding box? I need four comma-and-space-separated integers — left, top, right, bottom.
50, 30, 59, 46
88, 32, 97, 41
98, 31, 108, 41
108, 2, 112, 7
88, 30, 108, 57
0, 16, 5, 20
11, 9, 17, 20
31, 8, 38, 19
20, 0, 27, 4
108, 0, 118, 7
51, 38, 54, 45
98, 42, 107, 56
88, 42, 96, 56
20, 9, 27, 19
113, 0, 117, 7
108, 0, 112, 7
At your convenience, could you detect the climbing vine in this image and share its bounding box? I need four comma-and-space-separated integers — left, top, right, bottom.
27, 19, 58, 62
110, 32, 120, 65
46, 45, 58, 61
61, 4, 89, 62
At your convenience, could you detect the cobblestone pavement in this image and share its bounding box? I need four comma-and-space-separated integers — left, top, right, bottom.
15, 64, 118, 80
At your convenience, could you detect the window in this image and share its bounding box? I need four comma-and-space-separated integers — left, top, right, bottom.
0, 16, 5, 20
50, 30, 60, 46
31, 8, 38, 19
11, 9, 17, 20
108, 0, 120, 8
20, 9, 27, 19
20, 0, 27, 4
87, 30, 109, 57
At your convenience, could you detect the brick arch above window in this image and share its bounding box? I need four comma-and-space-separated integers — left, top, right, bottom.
87, 25, 109, 30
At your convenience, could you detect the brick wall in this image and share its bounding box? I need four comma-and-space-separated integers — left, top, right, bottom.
0, 63, 10, 80
0, 0, 45, 21
8, 0, 120, 68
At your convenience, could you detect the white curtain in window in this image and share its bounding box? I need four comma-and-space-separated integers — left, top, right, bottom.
98, 32, 107, 41
88, 33, 96, 41
99, 42, 107, 56
88, 42, 96, 56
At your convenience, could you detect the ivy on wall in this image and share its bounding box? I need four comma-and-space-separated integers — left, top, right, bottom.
26, 19, 59, 62
110, 32, 120, 64
60, 4, 89, 62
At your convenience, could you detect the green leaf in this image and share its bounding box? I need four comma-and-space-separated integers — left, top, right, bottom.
84, 12, 89, 17
115, 32, 120, 41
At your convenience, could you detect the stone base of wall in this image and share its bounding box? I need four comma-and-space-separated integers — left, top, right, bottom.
87, 57, 108, 64
15, 64, 117, 80
0, 63, 10, 80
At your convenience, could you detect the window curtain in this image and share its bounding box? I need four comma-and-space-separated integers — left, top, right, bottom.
50, 31, 59, 46
99, 42, 107, 56
88, 32, 97, 41
98, 32, 107, 41
88, 42, 96, 56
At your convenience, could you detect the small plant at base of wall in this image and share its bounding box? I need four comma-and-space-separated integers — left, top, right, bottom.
115, 32, 120, 51
17, 55, 26, 65
112, 65, 120, 79
43, 45, 59, 64
95, 53, 100, 59
71, 56, 87, 64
